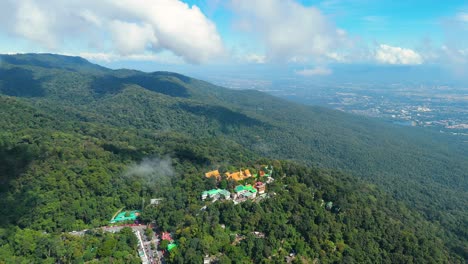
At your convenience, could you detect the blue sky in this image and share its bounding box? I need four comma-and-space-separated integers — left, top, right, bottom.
191, 0, 461, 46
0, 0, 467, 78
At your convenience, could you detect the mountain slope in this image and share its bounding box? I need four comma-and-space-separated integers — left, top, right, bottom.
0, 54, 466, 261
0, 96, 462, 262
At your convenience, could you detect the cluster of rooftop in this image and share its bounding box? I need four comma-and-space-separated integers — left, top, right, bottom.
161, 232, 177, 252
200, 184, 267, 203
225, 169, 252, 181
205, 166, 273, 182
202, 166, 273, 204
205, 169, 253, 181
234, 184, 261, 199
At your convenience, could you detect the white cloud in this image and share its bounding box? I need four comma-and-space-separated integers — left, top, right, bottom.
0, 0, 225, 64
78, 52, 184, 64
14, 0, 57, 49
111, 0, 225, 63
78, 9, 103, 27
109, 20, 158, 55
456, 12, 468, 23
440, 12, 468, 65
440, 45, 468, 65
296, 66, 332, 76
326, 52, 345, 62
375, 44, 423, 65
244, 54, 266, 64
123, 157, 174, 188
78, 52, 116, 62
230, 0, 349, 62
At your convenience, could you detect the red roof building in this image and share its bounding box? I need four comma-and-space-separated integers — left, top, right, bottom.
255, 182, 266, 194
161, 232, 173, 242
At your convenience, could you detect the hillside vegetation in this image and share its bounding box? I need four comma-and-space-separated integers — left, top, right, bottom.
0, 54, 466, 262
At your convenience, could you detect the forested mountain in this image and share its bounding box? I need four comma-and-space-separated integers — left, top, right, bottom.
0, 54, 466, 263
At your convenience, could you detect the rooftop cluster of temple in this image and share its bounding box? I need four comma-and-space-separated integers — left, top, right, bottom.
204, 165, 273, 182
200, 183, 268, 204
205, 169, 253, 181
201, 165, 274, 204
232, 184, 258, 203
225, 169, 252, 181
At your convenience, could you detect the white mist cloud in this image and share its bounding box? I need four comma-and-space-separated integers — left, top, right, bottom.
296, 66, 332, 76
230, 0, 349, 62
0, 0, 225, 64
124, 157, 175, 187
375, 44, 423, 65
125, 157, 174, 179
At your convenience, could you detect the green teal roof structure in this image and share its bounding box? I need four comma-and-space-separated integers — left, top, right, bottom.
202, 189, 230, 197
235, 185, 257, 193
167, 243, 177, 251
110, 210, 140, 223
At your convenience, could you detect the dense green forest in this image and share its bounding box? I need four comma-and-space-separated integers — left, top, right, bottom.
0, 54, 466, 262
0, 226, 141, 263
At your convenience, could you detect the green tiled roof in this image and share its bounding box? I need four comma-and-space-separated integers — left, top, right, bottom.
235, 185, 257, 193
167, 243, 177, 251
243, 192, 254, 197
245, 185, 257, 193
110, 210, 140, 223
235, 185, 245, 192
219, 190, 230, 196
208, 189, 220, 195
202, 189, 230, 197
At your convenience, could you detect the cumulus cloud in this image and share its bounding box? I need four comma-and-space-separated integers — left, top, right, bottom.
295, 66, 332, 76
230, 0, 349, 62
107, 0, 225, 63
14, 0, 57, 49
375, 44, 423, 65
109, 20, 158, 55
0, 0, 224, 64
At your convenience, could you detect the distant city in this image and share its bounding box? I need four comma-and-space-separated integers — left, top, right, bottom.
207, 76, 468, 138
